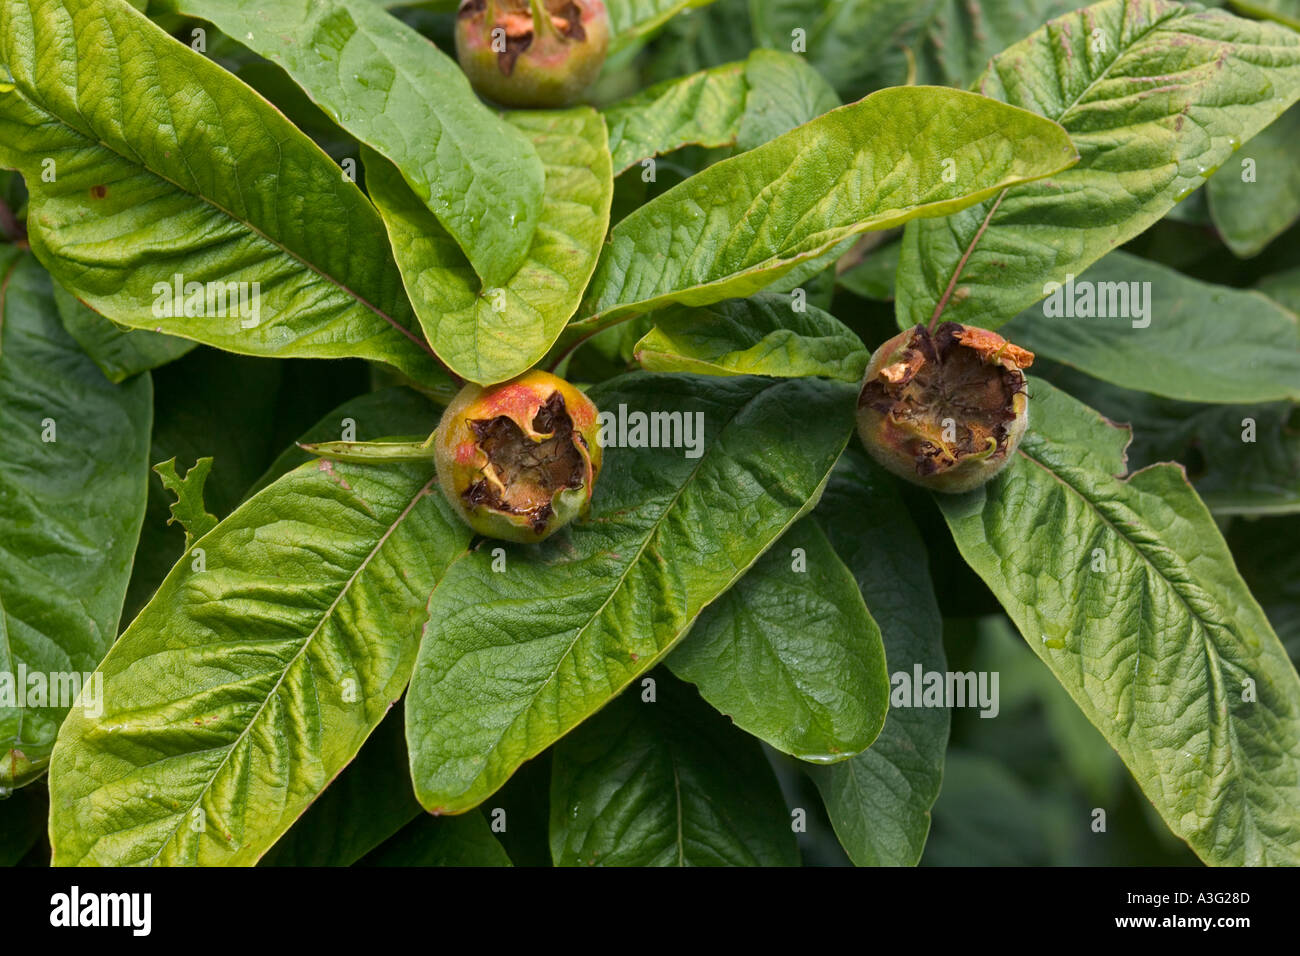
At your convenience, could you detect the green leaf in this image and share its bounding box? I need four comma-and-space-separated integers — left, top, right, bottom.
602, 48, 839, 177
365, 108, 613, 385
923, 749, 1054, 866
52, 282, 194, 384
360, 812, 511, 867
247, 386, 441, 498
0, 250, 152, 788
0, 0, 444, 387
1259, 264, 1300, 313
896, 0, 1300, 330
122, 351, 290, 624
1039, 361, 1300, 515
1001, 251, 1300, 403
608, 0, 722, 53
836, 241, 902, 301
577, 85, 1077, 333
735, 49, 840, 150
633, 293, 869, 382
548, 674, 799, 866
1207, 105, 1300, 257
1231, 0, 1300, 30
806, 448, 949, 867
406, 373, 856, 813
260, 708, 420, 866
166, 0, 545, 287
1230, 516, 1300, 664
603, 62, 748, 175
939, 378, 1300, 864
153, 458, 220, 551
667, 518, 888, 762
0, 779, 46, 862
48, 457, 472, 865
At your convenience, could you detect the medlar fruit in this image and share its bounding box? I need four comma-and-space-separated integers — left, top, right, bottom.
434, 370, 602, 542
455, 0, 610, 108
856, 322, 1034, 494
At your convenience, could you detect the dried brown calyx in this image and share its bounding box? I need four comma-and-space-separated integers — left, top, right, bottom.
856, 322, 1034, 493
464, 392, 587, 531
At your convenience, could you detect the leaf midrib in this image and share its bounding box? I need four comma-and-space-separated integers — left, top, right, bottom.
1012, 440, 1265, 859
432, 380, 841, 807
146, 473, 438, 865
5, 63, 434, 361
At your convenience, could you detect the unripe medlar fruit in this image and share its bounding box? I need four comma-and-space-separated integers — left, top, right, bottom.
455, 0, 610, 109
434, 370, 602, 543
856, 322, 1034, 494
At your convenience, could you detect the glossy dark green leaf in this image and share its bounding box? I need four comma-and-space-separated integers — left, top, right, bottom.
167, 0, 546, 287
406, 373, 856, 813
52, 282, 194, 384
667, 518, 888, 762
1001, 251, 1300, 403
806, 449, 949, 867
897, 0, 1300, 330
48, 457, 472, 865
940, 378, 1300, 864
365, 108, 612, 385
578, 85, 1076, 333
549, 674, 799, 866
260, 708, 421, 867
0, 0, 444, 386
0, 249, 152, 788
360, 812, 511, 867
634, 293, 869, 382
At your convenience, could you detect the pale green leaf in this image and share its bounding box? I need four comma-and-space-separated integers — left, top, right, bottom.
940, 378, 1300, 865
603, 62, 747, 175
1231, 0, 1300, 30
406, 373, 856, 813
577, 85, 1077, 333
549, 674, 799, 866
0, 0, 445, 386
153, 458, 220, 551
166, 0, 546, 287
634, 293, 868, 381
735, 49, 840, 150
365, 108, 612, 385
896, 0, 1300, 330
48, 458, 472, 865
0, 249, 152, 788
